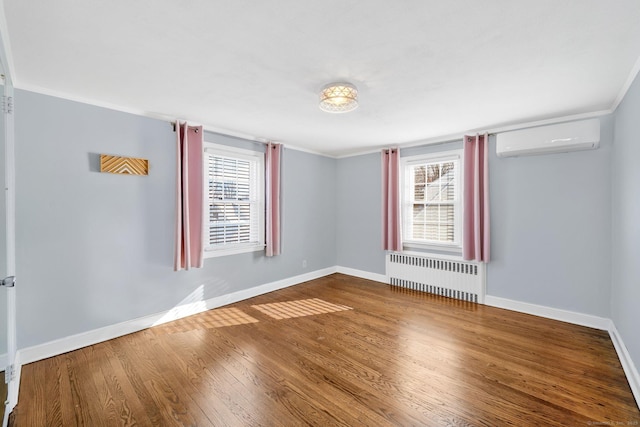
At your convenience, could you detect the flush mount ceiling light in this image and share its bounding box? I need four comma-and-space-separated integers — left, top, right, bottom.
319, 82, 358, 113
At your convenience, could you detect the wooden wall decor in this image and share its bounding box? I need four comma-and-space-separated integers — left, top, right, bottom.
100, 154, 149, 175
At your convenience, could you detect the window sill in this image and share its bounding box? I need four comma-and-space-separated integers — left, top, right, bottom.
402, 242, 462, 258
204, 244, 265, 258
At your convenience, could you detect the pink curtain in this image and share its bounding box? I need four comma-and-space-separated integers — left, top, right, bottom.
382, 148, 402, 251
463, 134, 490, 262
265, 142, 282, 257
174, 122, 204, 271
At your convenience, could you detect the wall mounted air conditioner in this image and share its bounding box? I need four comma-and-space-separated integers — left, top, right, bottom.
496, 118, 600, 158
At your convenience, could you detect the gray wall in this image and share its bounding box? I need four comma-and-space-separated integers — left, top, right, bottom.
336, 152, 385, 274
335, 143, 467, 273
14, 89, 336, 349
488, 117, 613, 317
611, 72, 640, 371
336, 119, 614, 318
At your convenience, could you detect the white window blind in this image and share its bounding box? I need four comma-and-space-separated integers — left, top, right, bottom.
402, 151, 462, 250
204, 144, 264, 256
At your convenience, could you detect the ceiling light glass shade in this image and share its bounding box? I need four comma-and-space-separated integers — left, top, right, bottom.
319, 82, 358, 113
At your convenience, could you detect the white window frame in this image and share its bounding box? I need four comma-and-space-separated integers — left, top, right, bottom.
400, 149, 463, 254
203, 142, 265, 258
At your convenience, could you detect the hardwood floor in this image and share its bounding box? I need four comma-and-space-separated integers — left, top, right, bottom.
10, 274, 640, 426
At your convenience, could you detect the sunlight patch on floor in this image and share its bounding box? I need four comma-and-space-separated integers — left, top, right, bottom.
159, 307, 260, 334
181, 308, 259, 329
204, 307, 260, 327
251, 298, 352, 320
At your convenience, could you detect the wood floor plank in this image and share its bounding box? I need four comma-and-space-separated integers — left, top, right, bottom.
322, 309, 608, 422
146, 331, 251, 426
225, 320, 396, 426
165, 329, 301, 426
17, 360, 47, 426
165, 337, 269, 426
112, 331, 172, 426
65, 349, 109, 427
124, 330, 214, 426
43, 358, 63, 426
303, 313, 574, 425
90, 341, 150, 427
10, 273, 640, 426
179, 323, 354, 426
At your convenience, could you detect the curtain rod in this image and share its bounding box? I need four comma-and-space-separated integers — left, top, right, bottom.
171, 121, 198, 133
170, 121, 281, 146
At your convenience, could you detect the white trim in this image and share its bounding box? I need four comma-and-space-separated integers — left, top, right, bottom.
480, 295, 639, 405
465, 110, 612, 138
611, 54, 640, 112
5, 351, 20, 422
18, 266, 337, 366
336, 110, 612, 159
403, 242, 463, 255
18, 82, 178, 123
484, 295, 611, 330
202, 142, 265, 256
14, 82, 616, 161
400, 149, 463, 250
276, 141, 336, 159
204, 141, 263, 159
0, 2, 16, 85
1, 24, 18, 424
403, 151, 461, 165
609, 321, 640, 407
336, 266, 388, 284
12, 82, 337, 160
13, 82, 269, 146
6, 266, 640, 411
2, 351, 20, 427
204, 244, 264, 258
396, 250, 465, 262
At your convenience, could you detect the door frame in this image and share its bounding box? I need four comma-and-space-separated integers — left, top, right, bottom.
0, 15, 18, 426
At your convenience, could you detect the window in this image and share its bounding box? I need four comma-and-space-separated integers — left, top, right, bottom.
204, 142, 264, 257
401, 150, 462, 252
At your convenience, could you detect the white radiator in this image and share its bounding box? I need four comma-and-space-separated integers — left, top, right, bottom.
386, 253, 486, 304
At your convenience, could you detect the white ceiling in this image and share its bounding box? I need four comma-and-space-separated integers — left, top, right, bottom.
3, 1, 640, 156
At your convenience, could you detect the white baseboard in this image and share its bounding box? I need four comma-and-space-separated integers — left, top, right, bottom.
469, 295, 639, 407
484, 295, 611, 330
609, 322, 640, 407
10, 267, 639, 412
18, 266, 337, 366
2, 350, 20, 427
6, 351, 20, 414
336, 266, 388, 283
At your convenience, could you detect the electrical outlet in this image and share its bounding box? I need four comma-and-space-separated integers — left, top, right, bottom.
302, 259, 307, 268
